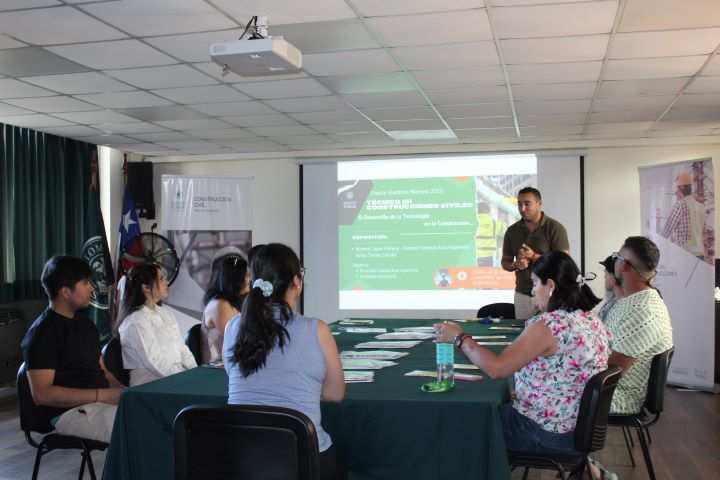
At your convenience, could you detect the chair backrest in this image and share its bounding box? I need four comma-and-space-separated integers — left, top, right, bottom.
477, 302, 515, 319
173, 404, 320, 480
644, 346, 675, 414
184, 323, 202, 365
102, 336, 130, 387
16, 362, 57, 436
573, 365, 622, 453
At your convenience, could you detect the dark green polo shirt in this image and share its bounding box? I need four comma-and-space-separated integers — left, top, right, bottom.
502, 213, 569, 294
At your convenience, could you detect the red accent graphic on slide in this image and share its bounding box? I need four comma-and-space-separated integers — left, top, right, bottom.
352, 285, 365, 291
433, 267, 515, 289
452, 176, 470, 182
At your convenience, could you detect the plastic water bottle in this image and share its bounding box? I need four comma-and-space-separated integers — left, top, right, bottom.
436, 342, 454, 387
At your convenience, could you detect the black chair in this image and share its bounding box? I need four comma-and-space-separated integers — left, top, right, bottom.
477, 302, 515, 319
101, 336, 130, 387
17, 363, 108, 480
507, 366, 622, 480
184, 323, 202, 365
173, 404, 320, 480
608, 346, 675, 480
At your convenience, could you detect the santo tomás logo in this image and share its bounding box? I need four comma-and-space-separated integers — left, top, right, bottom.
81, 236, 110, 309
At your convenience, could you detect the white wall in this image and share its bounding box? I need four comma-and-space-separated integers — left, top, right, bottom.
584, 144, 720, 298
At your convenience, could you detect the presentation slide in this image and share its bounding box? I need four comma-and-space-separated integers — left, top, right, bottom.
337, 155, 537, 310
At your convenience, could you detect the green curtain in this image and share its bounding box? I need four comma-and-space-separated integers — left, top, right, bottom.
0, 123, 94, 303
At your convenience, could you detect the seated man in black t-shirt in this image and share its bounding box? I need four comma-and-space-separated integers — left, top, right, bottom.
21, 255, 124, 443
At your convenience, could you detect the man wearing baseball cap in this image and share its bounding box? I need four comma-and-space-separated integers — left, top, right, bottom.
597, 255, 622, 321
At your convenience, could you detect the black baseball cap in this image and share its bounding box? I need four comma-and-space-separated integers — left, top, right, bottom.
599, 255, 616, 272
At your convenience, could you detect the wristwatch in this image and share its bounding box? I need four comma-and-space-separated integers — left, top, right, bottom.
454, 332, 468, 348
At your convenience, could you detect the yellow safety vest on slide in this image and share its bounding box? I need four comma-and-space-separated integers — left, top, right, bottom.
476, 213, 497, 258
683, 196, 705, 257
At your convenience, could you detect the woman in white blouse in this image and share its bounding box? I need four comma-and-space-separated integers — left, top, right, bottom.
117, 263, 197, 386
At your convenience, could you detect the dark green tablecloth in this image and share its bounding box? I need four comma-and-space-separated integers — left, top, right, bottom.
103, 318, 522, 480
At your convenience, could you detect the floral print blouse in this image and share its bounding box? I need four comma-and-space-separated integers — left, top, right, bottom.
512, 309, 610, 434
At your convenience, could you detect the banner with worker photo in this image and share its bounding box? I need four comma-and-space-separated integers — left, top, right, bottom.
639, 159, 715, 389
160, 175, 253, 330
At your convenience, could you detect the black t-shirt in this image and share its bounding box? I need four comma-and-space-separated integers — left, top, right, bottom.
21, 308, 109, 424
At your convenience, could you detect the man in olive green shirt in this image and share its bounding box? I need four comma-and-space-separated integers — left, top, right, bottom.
501, 187, 569, 319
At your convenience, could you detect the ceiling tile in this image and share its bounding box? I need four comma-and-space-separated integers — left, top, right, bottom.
40, 125, 105, 138
0, 114, 74, 128
210, 0, 356, 25
286, 142, 345, 151
379, 119, 446, 131
153, 118, 232, 130
53, 110, 141, 124
446, 116, 516, 129
598, 78, 689, 98
392, 42, 499, 70
585, 122, 653, 133
0, 6, 125, 44
425, 86, 509, 104
222, 114, 299, 127
654, 120, 720, 130
519, 125, 584, 135
700, 55, 720, 76
303, 49, 399, 76
155, 140, 223, 150
212, 137, 279, 148
664, 107, 720, 121
81, 0, 236, 36
152, 85, 249, 104
360, 106, 437, 121
589, 110, 662, 123
610, 29, 720, 59
492, 0, 597, 5
343, 91, 427, 108
437, 103, 513, 117
4, 96, 101, 113
512, 83, 596, 101
502, 36, 609, 64
492, 1, 617, 38
115, 106, 207, 122
270, 19, 380, 54
367, 9, 492, 47
185, 128, 255, 140
192, 61, 309, 83
0, 48, 89, 76
582, 131, 646, 140
515, 99, 591, 115
507, 62, 602, 84
309, 122, 379, 134
352, 0, 484, 16
329, 132, 396, 146
0, 33, 26, 49
263, 96, 348, 113
620, 0, 720, 32
47, 40, 178, 70
76, 91, 175, 109
105, 65, 217, 89
77, 134, 142, 145
21, 72, 134, 94
130, 132, 194, 142
411, 66, 505, 89
288, 110, 365, 123
518, 113, 587, 126
145, 30, 240, 63
92, 122, 170, 135
0, 79, 59, 99
317, 73, 416, 95
234, 78, 331, 99
647, 128, 714, 137
189, 101, 277, 117
0, 1, 60, 12
686, 76, 720, 94
0, 103, 32, 116
593, 95, 675, 112
247, 125, 318, 136
604, 56, 708, 80
271, 134, 336, 145
674, 93, 720, 108
454, 127, 518, 140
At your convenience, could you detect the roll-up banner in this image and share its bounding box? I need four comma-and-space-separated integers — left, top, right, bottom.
639, 159, 715, 390
161, 175, 253, 330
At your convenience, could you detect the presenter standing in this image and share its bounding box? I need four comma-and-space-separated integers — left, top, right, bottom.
501, 187, 569, 319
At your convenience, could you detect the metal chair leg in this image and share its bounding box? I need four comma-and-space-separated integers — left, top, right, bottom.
645, 424, 652, 444
77, 451, 87, 480
31, 447, 44, 480
621, 426, 636, 467
523, 466, 530, 480
636, 426, 656, 480
86, 449, 98, 480
626, 426, 635, 447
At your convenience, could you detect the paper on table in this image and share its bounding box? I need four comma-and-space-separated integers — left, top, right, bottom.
394, 326, 435, 333
454, 363, 479, 370
375, 332, 433, 340
489, 326, 522, 331
355, 341, 421, 349
472, 335, 507, 339
340, 350, 409, 360
341, 358, 397, 370
339, 319, 374, 325
404, 370, 483, 381
343, 327, 387, 333
475, 341, 512, 346
344, 371, 374, 383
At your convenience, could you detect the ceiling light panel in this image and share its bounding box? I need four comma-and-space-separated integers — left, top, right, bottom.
512, 83, 596, 101
270, 19, 380, 54
80, 0, 236, 36
212, 0, 355, 24
0, 6, 125, 44
105, 65, 217, 89
360, 106, 437, 122
152, 85, 250, 104
502, 35, 609, 64
506, 62, 602, 85
263, 96, 348, 113
604, 56, 708, 80
20, 72, 134, 95
303, 49, 400, 76
0, 48, 88, 76
4, 96, 100, 113
620, 0, 720, 32
189, 101, 277, 117
0, 114, 74, 128
598, 78, 689, 98
492, 1, 617, 38
610, 29, 720, 59
343, 91, 428, 108
378, 119, 446, 131
318, 72, 416, 95
76, 91, 174, 109
47, 40, 177, 70
392, 42, 499, 70
425, 85, 509, 104
0, 79, 57, 99
367, 9, 492, 47
411, 66, 505, 90
234, 78, 332, 99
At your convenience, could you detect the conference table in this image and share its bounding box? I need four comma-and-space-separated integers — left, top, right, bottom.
102, 318, 523, 480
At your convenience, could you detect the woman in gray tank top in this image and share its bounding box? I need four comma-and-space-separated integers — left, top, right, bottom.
223, 243, 347, 480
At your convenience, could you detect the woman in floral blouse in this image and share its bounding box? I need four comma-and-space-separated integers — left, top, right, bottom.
436, 251, 610, 456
